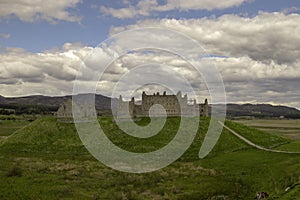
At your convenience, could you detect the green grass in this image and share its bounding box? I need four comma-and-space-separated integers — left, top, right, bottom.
225, 120, 291, 149
0, 120, 30, 136
234, 119, 300, 140
0, 117, 84, 153
100, 117, 180, 153
0, 117, 299, 199
232, 119, 300, 151
275, 141, 300, 152
279, 183, 300, 200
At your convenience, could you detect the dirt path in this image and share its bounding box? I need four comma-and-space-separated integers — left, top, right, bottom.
219, 121, 300, 154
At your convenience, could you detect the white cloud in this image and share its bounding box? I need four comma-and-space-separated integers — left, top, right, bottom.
0, 0, 82, 22
0, 45, 89, 85
1, 11, 300, 109
0, 43, 299, 109
0, 43, 125, 97
105, 12, 300, 108
156, 0, 248, 11
100, 0, 248, 19
212, 56, 300, 81
100, 6, 138, 19
110, 12, 300, 65
0, 33, 10, 39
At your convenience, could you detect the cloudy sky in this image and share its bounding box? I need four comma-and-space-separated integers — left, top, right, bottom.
0, 0, 299, 109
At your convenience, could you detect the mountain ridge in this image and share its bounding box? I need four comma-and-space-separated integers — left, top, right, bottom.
0, 94, 299, 118
0, 94, 117, 111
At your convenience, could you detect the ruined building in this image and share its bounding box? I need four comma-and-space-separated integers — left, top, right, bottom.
117, 91, 209, 118
56, 98, 95, 122
56, 99, 74, 122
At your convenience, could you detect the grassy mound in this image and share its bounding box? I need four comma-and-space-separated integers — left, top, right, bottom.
0, 120, 30, 137
1, 116, 294, 157
275, 141, 300, 152
225, 120, 291, 149
0, 117, 299, 199
0, 117, 84, 153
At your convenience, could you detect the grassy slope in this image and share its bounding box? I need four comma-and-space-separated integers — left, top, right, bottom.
0, 117, 299, 199
234, 119, 300, 141
0, 117, 85, 154
0, 120, 30, 137
275, 141, 300, 152
225, 120, 291, 148
233, 119, 300, 152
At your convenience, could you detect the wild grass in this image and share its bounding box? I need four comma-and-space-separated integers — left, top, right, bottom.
225, 120, 291, 149
0, 120, 30, 137
234, 119, 300, 140
0, 117, 299, 199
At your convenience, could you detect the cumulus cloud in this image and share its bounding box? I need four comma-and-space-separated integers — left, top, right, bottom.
210, 56, 300, 107
0, 42, 299, 108
110, 12, 300, 65
1, 11, 300, 109
0, 33, 10, 39
105, 12, 300, 108
0, 45, 87, 96
0, 0, 82, 22
100, 0, 249, 19
0, 43, 128, 97
213, 56, 300, 81
106, 52, 300, 108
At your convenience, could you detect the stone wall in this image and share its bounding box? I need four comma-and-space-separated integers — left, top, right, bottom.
56, 98, 96, 122
117, 91, 209, 118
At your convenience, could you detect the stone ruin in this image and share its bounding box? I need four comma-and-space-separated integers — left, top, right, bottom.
56, 99, 73, 122
56, 98, 95, 123
117, 91, 209, 118
56, 91, 209, 121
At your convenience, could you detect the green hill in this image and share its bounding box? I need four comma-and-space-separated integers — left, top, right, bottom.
224, 120, 291, 149
0, 117, 85, 154
3, 116, 290, 154
0, 117, 299, 199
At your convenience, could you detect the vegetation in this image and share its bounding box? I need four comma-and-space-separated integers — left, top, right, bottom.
275, 141, 300, 152
225, 104, 300, 119
234, 119, 300, 154
0, 119, 30, 137
0, 117, 299, 199
6, 165, 23, 177
225, 120, 291, 149
234, 119, 300, 140
0, 104, 58, 115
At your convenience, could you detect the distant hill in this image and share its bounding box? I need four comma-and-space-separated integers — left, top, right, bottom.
0, 94, 299, 118
0, 94, 117, 115
0, 94, 115, 109
218, 103, 300, 119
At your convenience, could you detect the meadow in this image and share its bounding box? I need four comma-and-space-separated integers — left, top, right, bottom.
0, 117, 299, 199
0, 119, 30, 140
234, 119, 300, 140
234, 119, 300, 153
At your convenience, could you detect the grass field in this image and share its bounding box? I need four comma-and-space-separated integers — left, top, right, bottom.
0, 117, 299, 199
233, 119, 300, 140
233, 119, 300, 152
0, 120, 30, 141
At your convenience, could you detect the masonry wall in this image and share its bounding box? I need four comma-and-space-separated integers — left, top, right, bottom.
117, 91, 209, 118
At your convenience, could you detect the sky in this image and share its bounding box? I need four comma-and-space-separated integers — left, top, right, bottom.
0, 0, 300, 109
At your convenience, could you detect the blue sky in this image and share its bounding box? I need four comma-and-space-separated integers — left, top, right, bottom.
1, 0, 299, 52
0, 0, 300, 109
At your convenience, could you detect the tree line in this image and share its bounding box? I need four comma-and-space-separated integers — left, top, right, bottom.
0, 104, 59, 115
